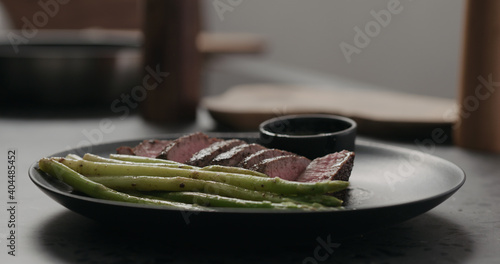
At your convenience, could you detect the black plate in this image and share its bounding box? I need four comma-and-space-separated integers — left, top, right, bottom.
29, 134, 465, 242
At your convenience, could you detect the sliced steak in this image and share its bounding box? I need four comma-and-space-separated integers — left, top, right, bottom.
296, 150, 355, 182
210, 143, 266, 167
116, 146, 135, 155
134, 139, 173, 158
157, 132, 220, 163
115, 139, 172, 157
187, 139, 246, 167
238, 149, 298, 169
252, 155, 311, 181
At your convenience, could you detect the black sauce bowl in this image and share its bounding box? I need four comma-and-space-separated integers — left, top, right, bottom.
258, 114, 357, 159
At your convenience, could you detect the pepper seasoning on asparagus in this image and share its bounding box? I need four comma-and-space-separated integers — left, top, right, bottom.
86, 175, 343, 207
38, 158, 207, 210
38, 145, 351, 210
56, 158, 349, 196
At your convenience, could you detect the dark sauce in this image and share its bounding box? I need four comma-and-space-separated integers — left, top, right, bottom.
265, 117, 352, 136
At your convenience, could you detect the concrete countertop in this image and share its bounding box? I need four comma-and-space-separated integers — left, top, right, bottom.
0, 107, 498, 264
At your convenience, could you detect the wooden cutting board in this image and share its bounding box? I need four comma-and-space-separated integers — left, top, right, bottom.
202, 84, 457, 138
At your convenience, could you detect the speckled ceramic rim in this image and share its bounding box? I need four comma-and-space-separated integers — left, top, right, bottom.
259, 114, 357, 139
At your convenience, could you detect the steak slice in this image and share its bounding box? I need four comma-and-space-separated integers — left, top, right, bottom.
157, 132, 220, 163
116, 146, 135, 155
296, 150, 355, 182
115, 139, 172, 157
238, 149, 298, 169
252, 155, 311, 181
187, 139, 246, 167
134, 139, 173, 158
210, 143, 266, 167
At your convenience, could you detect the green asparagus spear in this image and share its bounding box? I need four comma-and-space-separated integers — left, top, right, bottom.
84, 153, 197, 169
144, 191, 310, 209
65, 154, 83, 160
58, 158, 349, 195
84, 154, 342, 206
109, 154, 182, 165
86, 175, 285, 202
292, 195, 343, 207
38, 158, 206, 210
88, 175, 341, 208
200, 165, 268, 177
84, 153, 124, 163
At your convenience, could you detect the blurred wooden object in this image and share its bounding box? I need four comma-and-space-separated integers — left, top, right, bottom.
1, 0, 142, 29
140, 0, 201, 123
197, 32, 265, 54
454, 0, 500, 152
203, 84, 456, 138
2, 0, 264, 123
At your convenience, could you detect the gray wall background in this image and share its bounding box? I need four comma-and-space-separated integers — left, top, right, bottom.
203, 0, 465, 99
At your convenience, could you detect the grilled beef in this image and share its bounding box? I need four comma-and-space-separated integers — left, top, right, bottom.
296, 150, 355, 182
252, 155, 311, 181
187, 139, 246, 167
116, 146, 135, 155
210, 143, 266, 167
115, 139, 172, 157
156, 132, 221, 163
116, 133, 355, 187
238, 149, 298, 169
